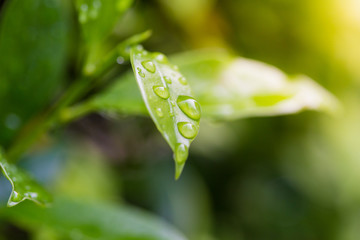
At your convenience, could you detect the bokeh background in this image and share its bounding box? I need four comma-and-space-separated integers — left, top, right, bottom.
1, 0, 360, 239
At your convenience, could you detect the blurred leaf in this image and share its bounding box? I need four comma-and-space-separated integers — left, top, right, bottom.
172, 49, 339, 120
0, 150, 52, 207
62, 71, 147, 120
0, 0, 69, 145
76, 0, 134, 74
4, 197, 187, 240
76, 0, 133, 44
90, 72, 147, 115
83, 30, 152, 76
130, 47, 201, 179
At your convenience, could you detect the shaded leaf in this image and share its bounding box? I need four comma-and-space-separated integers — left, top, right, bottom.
3, 197, 187, 240
0, 150, 52, 207
130, 47, 201, 179
0, 0, 69, 145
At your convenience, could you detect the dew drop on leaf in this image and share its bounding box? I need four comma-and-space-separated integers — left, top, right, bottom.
154, 53, 168, 63
153, 86, 170, 99
141, 60, 156, 73
155, 108, 164, 117
177, 96, 201, 120
175, 143, 188, 165
178, 76, 187, 85
164, 76, 172, 84
177, 122, 198, 139
137, 67, 145, 77
116, 56, 125, 64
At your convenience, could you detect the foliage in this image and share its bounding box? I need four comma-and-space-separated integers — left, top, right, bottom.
0, 0, 346, 239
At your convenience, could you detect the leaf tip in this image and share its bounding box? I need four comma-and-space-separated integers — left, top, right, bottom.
174, 162, 186, 180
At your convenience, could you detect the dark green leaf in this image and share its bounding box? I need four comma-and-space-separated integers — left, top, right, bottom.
0, 150, 52, 207
3, 197, 187, 240
130, 47, 202, 179
0, 0, 69, 145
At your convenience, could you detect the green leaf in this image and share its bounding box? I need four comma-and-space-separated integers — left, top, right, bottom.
85, 71, 148, 115
76, 0, 133, 44
60, 72, 147, 125
172, 49, 339, 120
3, 197, 187, 240
130, 47, 202, 179
76, 0, 134, 74
83, 30, 152, 76
0, 0, 69, 146
0, 150, 52, 207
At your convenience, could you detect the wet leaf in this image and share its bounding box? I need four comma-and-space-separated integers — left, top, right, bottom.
0, 150, 52, 207
130, 47, 201, 179
3, 197, 187, 240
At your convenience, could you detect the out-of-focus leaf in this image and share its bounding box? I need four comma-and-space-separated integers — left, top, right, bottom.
3, 197, 187, 240
59, 30, 153, 122
130, 47, 201, 179
62, 72, 147, 121
76, 0, 134, 74
83, 30, 152, 76
90, 72, 147, 115
0, 150, 52, 207
0, 0, 69, 146
172, 50, 339, 120
76, 0, 133, 44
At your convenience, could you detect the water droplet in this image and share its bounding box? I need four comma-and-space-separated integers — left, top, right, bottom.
154, 53, 168, 63
5, 113, 21, 130
155, 108, 164, 117
177, 96, 201, 120
80, 4, 88, 11
153, 86, 170, 99
78, 4, 89, 23
164, 76, 172, 84
141, 60, 156, 73
136, 45, 144, 51
177, 122, 198, 139
178, 76, 187, 85
137, 67, 145, 77
116, 56, 125, 64
11, 191, 22, 202
175, 143, 188, 165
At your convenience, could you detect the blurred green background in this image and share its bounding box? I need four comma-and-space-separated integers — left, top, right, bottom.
1, 0, 360, 239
